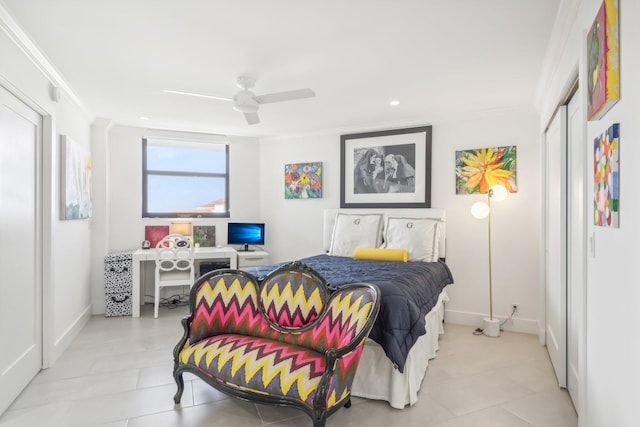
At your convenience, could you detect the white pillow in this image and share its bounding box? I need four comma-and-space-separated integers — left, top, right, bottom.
329, 213, 383, 257
383, 217, 441, 262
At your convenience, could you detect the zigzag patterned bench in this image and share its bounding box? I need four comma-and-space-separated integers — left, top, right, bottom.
173, 261, 380, 427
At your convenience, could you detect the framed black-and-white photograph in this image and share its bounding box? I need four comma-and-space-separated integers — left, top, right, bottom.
340, 125, 432, 208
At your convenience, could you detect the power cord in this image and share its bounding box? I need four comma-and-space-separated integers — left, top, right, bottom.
143, 289, 190, 309
472, 305, 518, 335
500, 305, 518, 329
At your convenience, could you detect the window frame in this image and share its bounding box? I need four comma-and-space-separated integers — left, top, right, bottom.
142, 137, 230, 218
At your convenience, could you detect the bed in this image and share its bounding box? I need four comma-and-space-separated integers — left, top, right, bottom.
245, 208, 454, 409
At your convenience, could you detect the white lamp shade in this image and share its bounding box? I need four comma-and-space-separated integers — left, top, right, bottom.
170, 222, 193, 236
471, 201, 490, 219
490, 184, 508, 202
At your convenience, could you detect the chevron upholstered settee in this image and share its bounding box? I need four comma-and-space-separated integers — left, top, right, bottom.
173, 261, 380, 427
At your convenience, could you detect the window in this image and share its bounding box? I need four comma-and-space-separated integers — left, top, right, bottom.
142, 137, 229, 218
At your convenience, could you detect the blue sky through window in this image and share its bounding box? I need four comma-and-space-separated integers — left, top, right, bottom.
146, 140, 226, 213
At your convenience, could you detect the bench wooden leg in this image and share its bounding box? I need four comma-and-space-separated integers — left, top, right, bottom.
173, 371, 184, 404
312, 416, 326, 427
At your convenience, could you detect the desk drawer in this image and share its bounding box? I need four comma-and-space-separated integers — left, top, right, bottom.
238, 254, 269, 268
104, 259, 132, 293
105, 292, 132, 317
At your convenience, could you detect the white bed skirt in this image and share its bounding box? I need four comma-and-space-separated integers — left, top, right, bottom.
351, 287, 449, 409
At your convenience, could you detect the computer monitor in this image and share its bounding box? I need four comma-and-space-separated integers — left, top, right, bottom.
227, 222, 265, 252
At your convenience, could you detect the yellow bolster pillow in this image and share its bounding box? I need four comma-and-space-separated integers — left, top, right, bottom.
353, 247, 408, 262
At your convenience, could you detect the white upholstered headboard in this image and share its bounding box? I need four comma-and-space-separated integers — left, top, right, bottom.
323, 208, 446, 257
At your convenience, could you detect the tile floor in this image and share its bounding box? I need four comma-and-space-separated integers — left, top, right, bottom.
0, 304, 578, 426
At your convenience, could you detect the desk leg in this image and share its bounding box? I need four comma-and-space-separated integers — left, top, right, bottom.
132, 258, 140, 317
229, 255, 237, 269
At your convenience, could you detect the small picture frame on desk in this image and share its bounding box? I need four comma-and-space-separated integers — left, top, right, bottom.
193, 225, 216, 247
144, 225, 169, 249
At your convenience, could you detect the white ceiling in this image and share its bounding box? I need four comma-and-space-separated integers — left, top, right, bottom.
1, 0, 560, 138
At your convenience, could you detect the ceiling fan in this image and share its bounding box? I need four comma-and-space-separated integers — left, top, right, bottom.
164, 75, 315, 125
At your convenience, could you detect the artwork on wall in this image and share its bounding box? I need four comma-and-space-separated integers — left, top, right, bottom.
60, 135, 92, 220
145, 225, 170, 248
594, 123, 619, 227
284, 162, 322, 199
587, 0, 620, 121
193, 225, 216, 247
340, 126, 432, 208
455, 146, 517, 195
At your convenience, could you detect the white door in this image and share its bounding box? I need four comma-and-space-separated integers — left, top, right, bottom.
0, 85, 43, 415
544, 105, 567, 388
566, 93, 583, 408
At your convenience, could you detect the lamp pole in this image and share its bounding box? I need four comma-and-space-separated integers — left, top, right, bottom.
471, 184, 506, 337
487, 187, 494, 321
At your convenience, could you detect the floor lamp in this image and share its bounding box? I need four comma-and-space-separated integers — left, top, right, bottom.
471, 184, 508, 337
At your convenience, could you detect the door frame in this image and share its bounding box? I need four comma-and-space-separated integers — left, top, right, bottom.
543, 103, 568, 388
0, 76, 54, 369
0, 82, 46, 416
566, 88, 585, 411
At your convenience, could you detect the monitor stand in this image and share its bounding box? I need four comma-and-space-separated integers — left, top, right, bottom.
238, 244, 254, 252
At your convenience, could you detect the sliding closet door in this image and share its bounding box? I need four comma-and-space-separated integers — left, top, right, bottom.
0, 85, 43, 415
566, 92, 584, 409
544, 105, 567, 388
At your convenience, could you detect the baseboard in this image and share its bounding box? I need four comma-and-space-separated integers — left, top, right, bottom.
444, 308, 539, 335
538, 322, 546, 345
48, 304, 93, 367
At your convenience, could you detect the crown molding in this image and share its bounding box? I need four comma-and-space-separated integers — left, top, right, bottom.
533, 0, 582, 112
0, 3, 93, 119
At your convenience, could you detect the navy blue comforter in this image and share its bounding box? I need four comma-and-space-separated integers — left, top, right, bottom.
245, 254, 454, 372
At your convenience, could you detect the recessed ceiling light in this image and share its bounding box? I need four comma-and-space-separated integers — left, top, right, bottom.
140, 116, 150, 120
390, 100, 400, 106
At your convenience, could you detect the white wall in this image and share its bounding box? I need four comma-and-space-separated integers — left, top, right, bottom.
583, 1, 639, 425
537, 1, 640, 425
260, 106, 541, 333
49, 95, 93, 362
0, 26, 93, 365
95, 126, 261, 310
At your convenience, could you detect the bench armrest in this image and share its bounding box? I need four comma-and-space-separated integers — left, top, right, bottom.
309, 283, 380, 355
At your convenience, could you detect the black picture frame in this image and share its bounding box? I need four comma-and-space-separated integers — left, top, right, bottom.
340, 125, 432, 208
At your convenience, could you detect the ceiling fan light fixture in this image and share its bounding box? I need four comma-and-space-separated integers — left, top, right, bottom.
233, 102, 259, 114
232, 90, 259, 113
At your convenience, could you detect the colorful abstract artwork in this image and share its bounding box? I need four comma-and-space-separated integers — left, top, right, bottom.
61, 135, 92, 220
455, 146, 517, 195
594, 123, 619, 227
284, 162, 322, 199
587, 0, 620, 121
193, 225, 216, 247
145, 225, 170, 248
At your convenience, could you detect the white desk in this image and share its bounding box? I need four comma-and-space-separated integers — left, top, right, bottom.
131, 246, 237, 317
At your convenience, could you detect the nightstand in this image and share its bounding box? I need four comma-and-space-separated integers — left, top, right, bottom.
237, 250, 270, 269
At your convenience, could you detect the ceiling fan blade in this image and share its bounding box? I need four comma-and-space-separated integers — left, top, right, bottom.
163, 89, 232, 102
244, 112, 260, 125
254, 88, 315, 104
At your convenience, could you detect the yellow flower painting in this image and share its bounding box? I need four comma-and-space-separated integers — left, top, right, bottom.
455, 146, 517, 195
